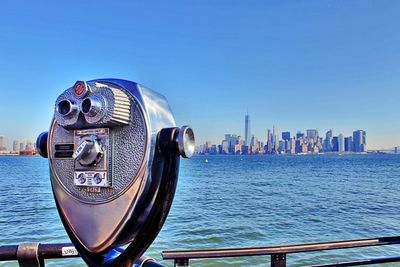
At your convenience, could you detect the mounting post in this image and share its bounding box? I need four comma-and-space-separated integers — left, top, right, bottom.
271, 253, 286, 267
174, 258, 189, 267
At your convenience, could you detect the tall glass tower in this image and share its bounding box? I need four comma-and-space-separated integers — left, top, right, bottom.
353, 130, 366, 152
245, 112, 251, 145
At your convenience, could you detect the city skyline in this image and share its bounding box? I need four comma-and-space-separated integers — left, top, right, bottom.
0, 135, 35, 153
196, 113, 399, 154
1, 2, 400, 150
0, 117, 398, 151
198, 122, 373, 155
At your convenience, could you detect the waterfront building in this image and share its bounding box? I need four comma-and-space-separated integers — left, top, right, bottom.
235, 139, 245, 154
244, 112, 251, 145
0, 135, 5, 151
282, 131, 291, 141
241, 145, 249, 155
307, 143, 313, 153
295, 139, 302, 153
278, 140, 285, 154
307, 129, 318, 140
290, 138, 296, 154
344, 136, 353, 152
266, 129, 273, 154
312, 145, 320, 153
296, 131, 304, 140
210, 144, 217, 154
251, 137, 261, 154
338, 134, 344, 153
326, 129, 333, 140
323, 130, 333, 152
224, 134, 240, 153
250, 135, 256, 147
217, 144, 223, 154
221, 140, 229, 154
332, 136, 339, 152
19, 142, 24, 152
323, 139, 331, 152
272, 126, 278, 152
201, 141, 213, 154
12, 140, 19, 153
301, 143, 308, 153
284, 139, 291, 153
353, 130, 366, 152
25, 141, 35, 151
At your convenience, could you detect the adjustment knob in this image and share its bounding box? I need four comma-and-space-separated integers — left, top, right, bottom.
178, 126, 195, 158
36, 131, 48, 158
73, 135, 104, 166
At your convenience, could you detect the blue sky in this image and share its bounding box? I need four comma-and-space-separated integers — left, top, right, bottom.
0, 1, 399, 149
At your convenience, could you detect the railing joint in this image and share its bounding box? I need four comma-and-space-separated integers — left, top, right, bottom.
17, 242, 44, 267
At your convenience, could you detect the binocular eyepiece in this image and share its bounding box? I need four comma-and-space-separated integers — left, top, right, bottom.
57, 99, 78, 117
36, 79, 195, 267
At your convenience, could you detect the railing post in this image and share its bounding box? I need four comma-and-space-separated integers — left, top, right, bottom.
271, 253, 286, 267
17, 243, 44, 267
174, 258, 189, 267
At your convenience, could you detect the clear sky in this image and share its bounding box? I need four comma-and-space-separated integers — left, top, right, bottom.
0, 1, 399, 150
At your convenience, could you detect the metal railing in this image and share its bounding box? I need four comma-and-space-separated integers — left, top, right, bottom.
1, 236, 400, 266
162, 236, 400, 267
0, 242, 163, 267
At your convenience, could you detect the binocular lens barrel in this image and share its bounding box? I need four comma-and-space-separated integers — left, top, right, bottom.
81, 97, 102, 117
57, 99, 78, 117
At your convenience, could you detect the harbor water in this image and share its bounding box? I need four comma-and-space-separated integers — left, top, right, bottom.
0, 154, 399, 266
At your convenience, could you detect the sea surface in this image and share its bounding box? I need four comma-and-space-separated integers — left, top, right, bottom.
0, 154, 399, 266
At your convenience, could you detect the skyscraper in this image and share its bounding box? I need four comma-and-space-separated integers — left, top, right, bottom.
272, 126, 278, 153
0, 135, 4, 150
244, 112, 251, 145
338, 134, 344, 152
224, 134, 239, 153
324, 130, 333, 152
25, 141, 35, 151
282, 131, 291, 141
266, 129, 273, 154
307, 129, 318, 140
344, 136, 353, 152
332, 136, 339, 152
296, 131, 304, 140
13, 140, 19, 153
353, 130, 366, 152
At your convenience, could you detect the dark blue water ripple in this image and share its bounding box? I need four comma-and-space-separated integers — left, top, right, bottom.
0, 154, 399, 266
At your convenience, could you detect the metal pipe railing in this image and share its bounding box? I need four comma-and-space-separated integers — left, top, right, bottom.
0, 243, 164, 267
162, 236, 400, 267
1, 236, 400, 267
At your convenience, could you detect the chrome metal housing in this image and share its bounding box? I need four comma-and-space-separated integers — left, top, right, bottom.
40, 79, 193, 266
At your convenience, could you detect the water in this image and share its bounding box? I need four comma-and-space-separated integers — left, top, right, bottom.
0, 154, 399, 266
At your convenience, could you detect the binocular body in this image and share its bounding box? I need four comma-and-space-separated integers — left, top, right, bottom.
37, 79, 194, 266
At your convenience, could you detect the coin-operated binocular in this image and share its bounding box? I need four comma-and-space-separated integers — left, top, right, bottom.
36, 79, 195, 266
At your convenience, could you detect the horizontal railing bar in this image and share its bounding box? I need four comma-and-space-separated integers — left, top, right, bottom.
0, 245, 18, 261
0, 243, 165, 266
306, 255, 400, 267
0, 243, 78, 260
162, 236, 400, 259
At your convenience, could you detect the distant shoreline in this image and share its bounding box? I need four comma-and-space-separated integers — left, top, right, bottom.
195, 151, 397, 156
0, 154, 39, 157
